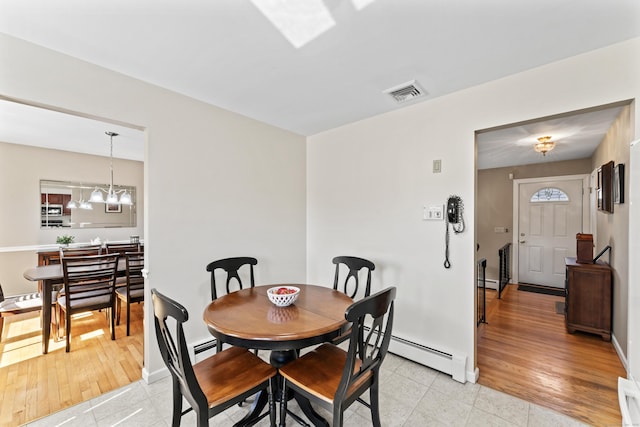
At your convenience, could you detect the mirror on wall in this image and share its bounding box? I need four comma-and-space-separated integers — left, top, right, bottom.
40, 179, 136, 229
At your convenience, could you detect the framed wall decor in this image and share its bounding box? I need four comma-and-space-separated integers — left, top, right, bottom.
614, 163, 625, 204
597, 161, 614, 213
105, 203, 122, 213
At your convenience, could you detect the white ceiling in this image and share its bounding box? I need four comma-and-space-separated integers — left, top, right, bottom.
0, 99, 145, 161
0, 0, 638, 166
476, 104, 626, 169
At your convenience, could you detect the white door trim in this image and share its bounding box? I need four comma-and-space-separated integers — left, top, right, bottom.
512, 174, 590, 285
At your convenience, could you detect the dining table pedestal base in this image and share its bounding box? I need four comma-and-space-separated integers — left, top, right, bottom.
234, 349, 328, 427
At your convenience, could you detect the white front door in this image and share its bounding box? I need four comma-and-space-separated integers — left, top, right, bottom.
518, 179, 584, 287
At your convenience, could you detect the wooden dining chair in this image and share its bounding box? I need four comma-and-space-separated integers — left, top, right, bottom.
0, 282, 42, 342
43, 245, 102, 299
332, 256, 375, 299
206, 257, 258, 353
115, 252, 144, 336
150, 289, 277, 427
331, 256, 376, 345
279, 286, 396, 427
206, 256, 257, 300
57, 254, 119, 352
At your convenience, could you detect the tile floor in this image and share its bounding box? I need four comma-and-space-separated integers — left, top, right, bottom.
25, 351, 587, 427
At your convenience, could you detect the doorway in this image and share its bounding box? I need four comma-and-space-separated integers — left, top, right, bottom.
0, 97, 147, 424
475, 101, 632, 423
513, 175, 589, 288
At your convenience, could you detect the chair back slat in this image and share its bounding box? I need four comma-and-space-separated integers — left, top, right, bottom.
332, 256, 375, 299
336, 286, 396, 401
60, 245, 102, 258
206, 257, 257, 300
105, 243, 140, 255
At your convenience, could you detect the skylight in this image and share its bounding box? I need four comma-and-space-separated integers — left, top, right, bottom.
351, 0, 377, 10
251, 0, 336, 48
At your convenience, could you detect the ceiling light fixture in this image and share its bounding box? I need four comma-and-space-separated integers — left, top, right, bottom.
66, 189, 93, 210
89, 132, 132, 205
534, 136, 555, 156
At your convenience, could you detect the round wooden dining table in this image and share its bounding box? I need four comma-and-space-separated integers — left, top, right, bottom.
203, 284, 353, 427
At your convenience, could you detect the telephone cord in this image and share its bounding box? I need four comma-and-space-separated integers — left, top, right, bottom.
444, 216, 451, 269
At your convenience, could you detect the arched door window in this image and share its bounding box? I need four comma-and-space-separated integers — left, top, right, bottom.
530, 187, 569, 202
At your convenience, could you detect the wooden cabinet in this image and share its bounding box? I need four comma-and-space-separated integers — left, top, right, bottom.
62, 195, 71, 215
41, 193, 72, 214
42, 193, 63, 204
38, 250, 61, 266
565, 257, 612, 341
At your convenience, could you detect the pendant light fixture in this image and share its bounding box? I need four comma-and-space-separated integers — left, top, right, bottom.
89, 131, 133, 205
534, 136, 555, 156
66, 189, 93, 210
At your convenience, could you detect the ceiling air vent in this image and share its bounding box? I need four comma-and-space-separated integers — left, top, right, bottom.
383, 80, 426, 104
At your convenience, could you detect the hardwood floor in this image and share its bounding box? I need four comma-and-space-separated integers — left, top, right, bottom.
478, 284, 625, 426
0, 303, 143, 427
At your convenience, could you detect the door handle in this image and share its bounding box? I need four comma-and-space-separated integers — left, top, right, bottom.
519, 240, 526, 244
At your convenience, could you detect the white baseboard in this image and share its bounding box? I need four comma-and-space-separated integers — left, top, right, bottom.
142, 366, 170, 384
612, 333, 629, 375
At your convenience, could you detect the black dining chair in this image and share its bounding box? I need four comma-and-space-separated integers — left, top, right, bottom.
115, 251, 144, 336
332, 256, 375, 299
206, 257, 257, 300
279, 286, 396, 427
0, 282, 42, 342
332, 256, 375, 344
150, 289, 277, 427
57, 254, 119, 352
206, 256, 258, 353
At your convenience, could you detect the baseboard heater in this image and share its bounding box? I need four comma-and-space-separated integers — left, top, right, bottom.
190, 331, 468, 383
365, 326, 467, 383
193, 339, 217, 354
192, 338, 217, 362
480, 278, 499, 290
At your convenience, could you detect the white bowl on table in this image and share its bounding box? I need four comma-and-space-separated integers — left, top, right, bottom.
267, 286, 300, 307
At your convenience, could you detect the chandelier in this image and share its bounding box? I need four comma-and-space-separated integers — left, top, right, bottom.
534, 136, 555, 156
66, 189, 93, 210
89, 132, 133, 205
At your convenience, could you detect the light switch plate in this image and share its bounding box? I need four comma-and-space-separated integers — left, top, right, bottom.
424, 205, 444, 220
433, 159, 442, 173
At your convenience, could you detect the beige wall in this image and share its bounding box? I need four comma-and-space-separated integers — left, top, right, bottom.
0, 141, 144, 295
477, 158, 592, 280
308, 38, 639, 381
591, 105, 632, 355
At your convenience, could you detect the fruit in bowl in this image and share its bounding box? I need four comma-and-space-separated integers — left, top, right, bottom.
267, 286, 300, 307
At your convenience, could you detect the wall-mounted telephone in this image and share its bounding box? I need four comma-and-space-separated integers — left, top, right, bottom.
444, 195, 465, 269
447, 196, 464, 226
